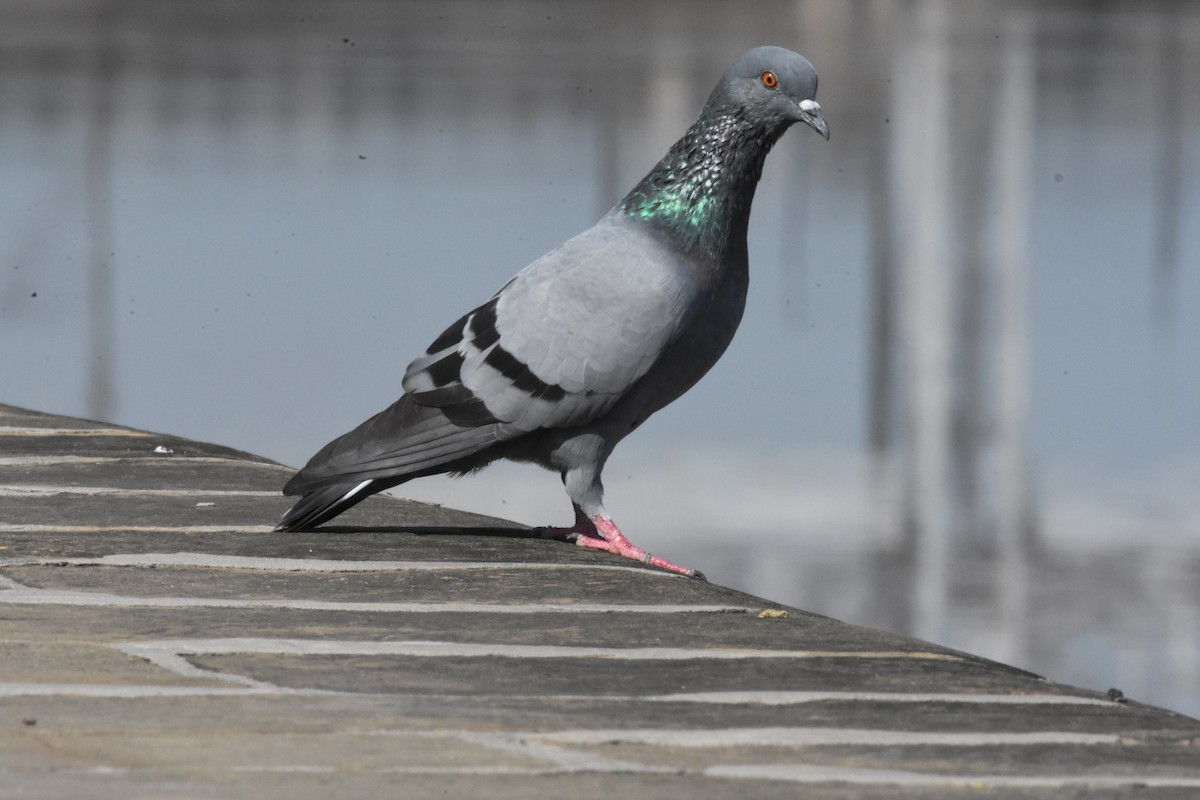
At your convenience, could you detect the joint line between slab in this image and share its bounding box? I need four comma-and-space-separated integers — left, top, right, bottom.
0, 552, 681, 575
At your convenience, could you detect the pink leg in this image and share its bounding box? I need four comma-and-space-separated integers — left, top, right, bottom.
539, 511, 704, 580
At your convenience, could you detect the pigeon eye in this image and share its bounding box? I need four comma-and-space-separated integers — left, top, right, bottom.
760, 70, 778, 89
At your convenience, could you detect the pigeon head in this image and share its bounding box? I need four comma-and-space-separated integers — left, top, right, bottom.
620, 46, 828, 259
714, 46, 829, 140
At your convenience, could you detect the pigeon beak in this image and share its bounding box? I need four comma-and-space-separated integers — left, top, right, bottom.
797, 98, 830, 140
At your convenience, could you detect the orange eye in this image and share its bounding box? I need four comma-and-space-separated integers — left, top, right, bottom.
760, 70, 778, 89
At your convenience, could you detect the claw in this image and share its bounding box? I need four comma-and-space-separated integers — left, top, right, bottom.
540, 514, 701, 578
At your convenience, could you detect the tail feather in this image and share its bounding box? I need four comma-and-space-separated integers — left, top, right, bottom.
276, 393, 504, 530
274, 480, 374, 532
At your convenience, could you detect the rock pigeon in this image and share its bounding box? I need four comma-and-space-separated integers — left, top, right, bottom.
276, 46, 828, 578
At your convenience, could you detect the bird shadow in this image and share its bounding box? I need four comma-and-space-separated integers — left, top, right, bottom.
302, 524, 548, 540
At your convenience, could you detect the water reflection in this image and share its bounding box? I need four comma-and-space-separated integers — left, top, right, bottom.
1, 1, 1197, 716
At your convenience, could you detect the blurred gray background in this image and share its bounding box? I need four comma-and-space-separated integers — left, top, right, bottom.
1, 1, 1197, 715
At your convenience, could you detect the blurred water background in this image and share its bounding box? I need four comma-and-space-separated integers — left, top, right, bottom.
1, 1, 1197, 716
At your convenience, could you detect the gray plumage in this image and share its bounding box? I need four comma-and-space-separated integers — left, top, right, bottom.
276, 46, 828, 577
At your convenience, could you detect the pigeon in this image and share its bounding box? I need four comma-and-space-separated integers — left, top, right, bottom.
276, 45, 828, 578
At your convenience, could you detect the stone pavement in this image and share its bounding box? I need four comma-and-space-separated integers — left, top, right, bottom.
1, 402, 1198, 798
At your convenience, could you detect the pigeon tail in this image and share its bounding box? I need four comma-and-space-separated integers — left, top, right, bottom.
276, 394, 503, 530
274, 479, 375, 532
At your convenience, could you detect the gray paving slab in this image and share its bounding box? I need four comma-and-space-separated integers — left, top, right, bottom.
2, 402, 1199, 798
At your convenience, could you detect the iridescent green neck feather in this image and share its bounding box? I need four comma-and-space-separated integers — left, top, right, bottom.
620, 109, 780, 260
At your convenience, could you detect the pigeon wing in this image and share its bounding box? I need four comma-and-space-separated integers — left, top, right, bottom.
403, 215, 696, 436
281, 392, 501, 496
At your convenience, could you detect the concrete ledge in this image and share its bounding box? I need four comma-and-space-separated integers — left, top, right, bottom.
1, 403, 1198, 798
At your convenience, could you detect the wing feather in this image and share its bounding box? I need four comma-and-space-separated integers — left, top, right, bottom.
400, 214, 697, 435
283, 394, 498, 495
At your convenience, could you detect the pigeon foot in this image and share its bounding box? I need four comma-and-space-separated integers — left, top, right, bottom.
539, 514, 704, 580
